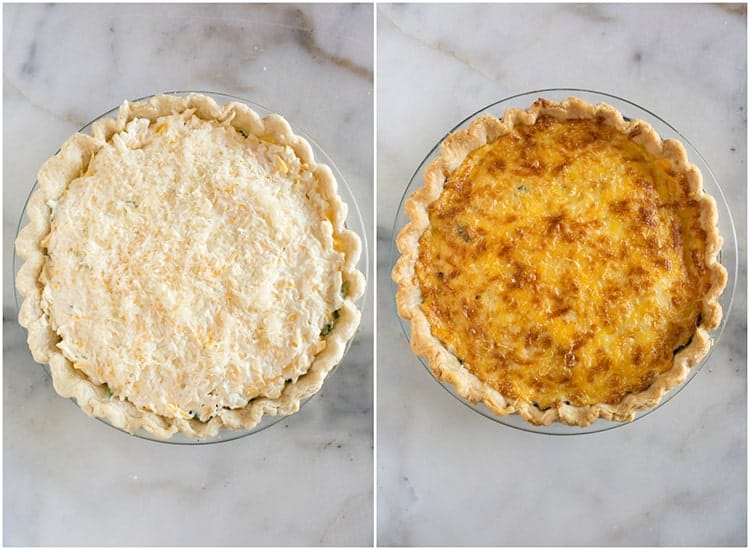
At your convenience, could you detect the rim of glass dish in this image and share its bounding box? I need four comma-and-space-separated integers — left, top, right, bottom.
13, 90, 369, 445
390, 87, 738, 436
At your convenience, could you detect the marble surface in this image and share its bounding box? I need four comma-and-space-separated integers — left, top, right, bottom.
4, 4, 373, 546
377, 3, 746, 546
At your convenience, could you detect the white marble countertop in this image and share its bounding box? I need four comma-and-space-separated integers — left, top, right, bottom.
377, 4, 746, 546
4, 4, 373, 546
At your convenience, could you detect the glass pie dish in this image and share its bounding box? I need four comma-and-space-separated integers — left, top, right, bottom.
390, 88, 737, 435
14, 91, 369, 445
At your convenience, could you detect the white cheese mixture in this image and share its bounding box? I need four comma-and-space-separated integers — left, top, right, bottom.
40, 111, 345, 421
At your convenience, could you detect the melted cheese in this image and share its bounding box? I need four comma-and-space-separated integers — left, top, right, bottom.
40, 112, 345, 421
415, 116, 711, 408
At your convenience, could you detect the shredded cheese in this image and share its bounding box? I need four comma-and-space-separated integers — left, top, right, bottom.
41, 111, 345, 421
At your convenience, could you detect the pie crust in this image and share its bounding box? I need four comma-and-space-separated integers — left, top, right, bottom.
393, 97, 727, 426
16, 93, 365, 439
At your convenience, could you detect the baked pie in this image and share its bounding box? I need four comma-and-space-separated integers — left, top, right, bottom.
16, 93, 365, 439
393, 97, 727, 426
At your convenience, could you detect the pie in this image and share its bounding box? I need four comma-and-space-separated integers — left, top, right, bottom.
16, 93, 365, 439
392, 97, 727, 426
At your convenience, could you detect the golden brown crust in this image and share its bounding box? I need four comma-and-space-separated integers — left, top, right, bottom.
393, 96, 727, 426
16, 93, 365, 439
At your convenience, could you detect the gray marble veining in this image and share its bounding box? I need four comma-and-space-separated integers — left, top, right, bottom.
4, 3, 373, 546
5, 1, 748, 546
377, 3, 746, 546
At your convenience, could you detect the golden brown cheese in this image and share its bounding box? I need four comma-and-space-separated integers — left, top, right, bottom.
415, 116, 712, 409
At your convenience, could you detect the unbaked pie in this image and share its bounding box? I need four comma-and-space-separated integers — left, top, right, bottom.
16, 93, 365, 439
393, 97, 727, 426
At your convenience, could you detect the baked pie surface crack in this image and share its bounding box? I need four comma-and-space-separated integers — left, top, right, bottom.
393, 97, 727, 426
16, 93, 365, 439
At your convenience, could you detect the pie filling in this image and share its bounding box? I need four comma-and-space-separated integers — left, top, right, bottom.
39, 110, 345, 422
414, 115, 714, 410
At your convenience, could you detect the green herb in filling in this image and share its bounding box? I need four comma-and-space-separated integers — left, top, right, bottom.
320, 309, 341, 337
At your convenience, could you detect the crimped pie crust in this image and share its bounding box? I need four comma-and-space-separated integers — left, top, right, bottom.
16, 93, 365, 439
393, 97, 727, 426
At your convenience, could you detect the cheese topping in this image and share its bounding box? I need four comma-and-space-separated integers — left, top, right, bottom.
40, 111, 345, 421
415, 115, 712, 409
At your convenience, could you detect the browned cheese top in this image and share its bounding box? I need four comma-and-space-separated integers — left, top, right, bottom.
415, 115, 712, 409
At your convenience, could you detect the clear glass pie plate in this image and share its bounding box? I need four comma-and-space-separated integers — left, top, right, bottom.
390, 88, 737, 436
14, 90, 369, 445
